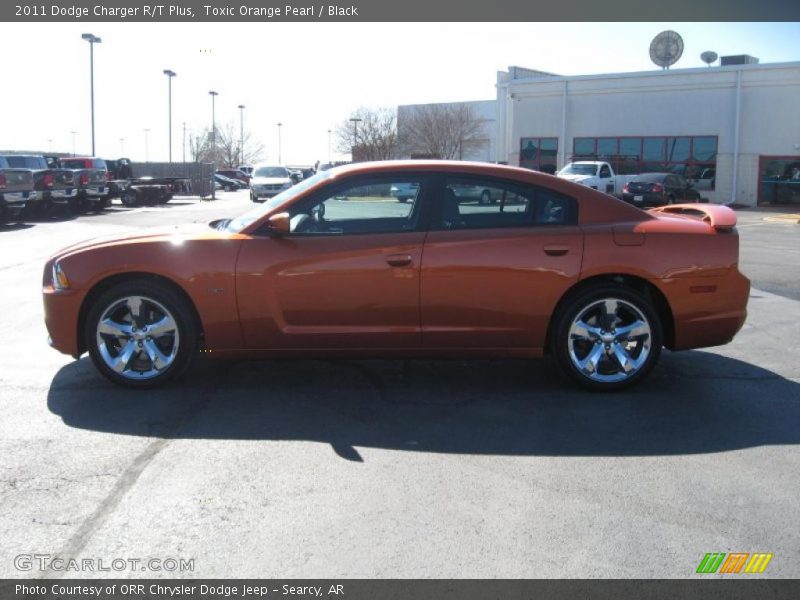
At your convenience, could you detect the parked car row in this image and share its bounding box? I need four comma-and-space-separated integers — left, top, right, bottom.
0, 153, 195, 223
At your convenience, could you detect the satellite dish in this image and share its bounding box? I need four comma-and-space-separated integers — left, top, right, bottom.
649, 30, 684, 70
700, 51, 718, 67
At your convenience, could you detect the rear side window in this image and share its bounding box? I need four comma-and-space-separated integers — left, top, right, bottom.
440, 177, 577, 230
93, 159, 107, 169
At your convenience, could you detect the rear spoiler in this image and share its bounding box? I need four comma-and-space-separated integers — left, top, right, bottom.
648, 203, 737, 232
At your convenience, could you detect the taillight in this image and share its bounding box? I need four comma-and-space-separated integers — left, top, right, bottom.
79, 173, 89, 186
44, 174, 54, 188
0, 174, 6, 189
622, 183, 629, 193
651, 184, 664, 193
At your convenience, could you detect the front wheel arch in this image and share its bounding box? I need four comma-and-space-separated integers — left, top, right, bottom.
77, 272, 203, 358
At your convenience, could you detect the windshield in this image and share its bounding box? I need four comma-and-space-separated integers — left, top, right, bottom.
254, 166, 289, 178
558, 163, 598, 176
225, 170, 332, 233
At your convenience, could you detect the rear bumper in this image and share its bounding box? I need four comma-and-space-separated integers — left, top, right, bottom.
46, 188, 79, 202
665, 269, 751, 351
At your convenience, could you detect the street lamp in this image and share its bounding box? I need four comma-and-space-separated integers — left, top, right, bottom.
144, 128, 150, 162
209, 91, 218, 199
163, 69, 176, 163
81, 33, 101, 156
70, 131, 77, 156
327, 129, 332, 164
47, 138, 53, 152
238, 104, 246, 167
349, 117, 362, 160
119, 138, 125, 154
277, 122, 283, 165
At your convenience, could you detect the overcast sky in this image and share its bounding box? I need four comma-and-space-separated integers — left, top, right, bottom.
1, 22, 798, 165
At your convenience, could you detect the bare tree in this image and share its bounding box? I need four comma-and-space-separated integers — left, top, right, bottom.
188, 122, 265, 167
335, 107, 398, 162
399, 103, 485, 160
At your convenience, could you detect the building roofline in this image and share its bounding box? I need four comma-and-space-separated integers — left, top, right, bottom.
500, 60, 800, 86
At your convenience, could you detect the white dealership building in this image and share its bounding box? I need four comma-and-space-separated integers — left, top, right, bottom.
399, 60, 800, 206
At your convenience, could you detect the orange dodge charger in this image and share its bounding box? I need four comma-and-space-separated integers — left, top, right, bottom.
42, 161, 750, 391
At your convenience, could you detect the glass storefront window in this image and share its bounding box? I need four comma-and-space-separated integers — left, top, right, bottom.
642, 138, 665, 162
667, 137, 691, 162
759, 156, 800, 205
693, 137, 717, 162
520, 137, 558, 174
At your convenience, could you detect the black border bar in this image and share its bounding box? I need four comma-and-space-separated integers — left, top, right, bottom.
2, 580, 800, 600
3, 0, 800, 21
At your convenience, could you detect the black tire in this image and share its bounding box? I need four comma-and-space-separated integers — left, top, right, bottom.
552, 284, 662, 391
68, 197, 86, 214
85, 280, 199, 388
121, 189, 138, 207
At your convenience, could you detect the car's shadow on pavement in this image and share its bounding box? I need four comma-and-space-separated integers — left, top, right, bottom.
47, 350, 800, 460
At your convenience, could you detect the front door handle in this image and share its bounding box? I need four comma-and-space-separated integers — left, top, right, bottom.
386, 254, 413, 267
543, 245, 569, 256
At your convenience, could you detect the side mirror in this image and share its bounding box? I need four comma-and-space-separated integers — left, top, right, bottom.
266, 212, 291, 236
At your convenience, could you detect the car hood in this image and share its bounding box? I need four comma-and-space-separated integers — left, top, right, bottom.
251, 176, 291, 185
51, 223, 231, 260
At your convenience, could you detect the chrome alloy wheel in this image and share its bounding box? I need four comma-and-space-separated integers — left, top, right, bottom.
567, 298, 652, 384
95, 295, 180, 381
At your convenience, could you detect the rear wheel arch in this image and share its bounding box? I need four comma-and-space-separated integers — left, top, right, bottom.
545, 274, 675, 354
77, 272, 204, 357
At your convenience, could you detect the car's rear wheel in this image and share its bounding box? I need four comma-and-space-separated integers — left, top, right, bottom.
85, 281, 198, 388
552, 285, 662, 391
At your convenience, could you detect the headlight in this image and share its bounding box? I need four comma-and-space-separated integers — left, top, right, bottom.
52, 262, 70, 290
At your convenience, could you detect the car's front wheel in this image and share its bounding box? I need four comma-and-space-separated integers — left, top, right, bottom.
552, 285, 662, 391
85, 281, 198, 388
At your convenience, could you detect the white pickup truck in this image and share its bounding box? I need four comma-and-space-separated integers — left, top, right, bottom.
556, 161, 636, 197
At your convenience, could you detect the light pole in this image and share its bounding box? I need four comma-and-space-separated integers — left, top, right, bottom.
237, 104, 246, 167
349, 117, 362, 161
327, 129, 332, 164
119, 138, 125, 154
70, 131, 77, 156
144, 128, 150, 162
47, 138, 53, 152
277, 122, 283, 165
81, 33, 101, 156
209, 91, 218, 199
163, 69, 176, 162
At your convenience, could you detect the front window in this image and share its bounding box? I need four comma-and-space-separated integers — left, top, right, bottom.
287, 177, 424, 235
225, 171, 331, 232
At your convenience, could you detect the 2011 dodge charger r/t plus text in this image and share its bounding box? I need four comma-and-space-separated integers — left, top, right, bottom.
42, 161, 749, 391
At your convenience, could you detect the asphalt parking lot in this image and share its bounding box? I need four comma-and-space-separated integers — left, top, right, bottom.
0, 192, 798, 578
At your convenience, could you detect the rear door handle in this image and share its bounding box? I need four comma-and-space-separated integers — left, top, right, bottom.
543, 245, 569, 256
386, 254, 413, 267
